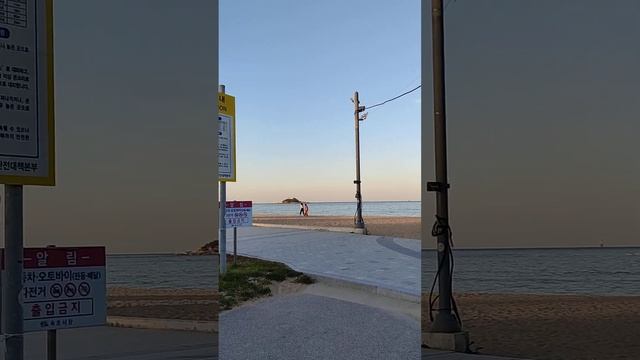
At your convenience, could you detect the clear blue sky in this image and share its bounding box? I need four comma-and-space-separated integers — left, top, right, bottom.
220, 0, 421, 203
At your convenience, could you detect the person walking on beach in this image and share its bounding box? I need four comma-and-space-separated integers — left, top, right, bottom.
299, 202, 305, 216
303, 202, 309, 216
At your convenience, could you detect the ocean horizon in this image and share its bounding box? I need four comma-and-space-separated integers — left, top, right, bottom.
253, 200, 420, 217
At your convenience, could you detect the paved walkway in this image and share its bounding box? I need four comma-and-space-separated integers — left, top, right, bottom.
220, 293, 420, 360
22, 326, 216, 359
225, 226, 420, 298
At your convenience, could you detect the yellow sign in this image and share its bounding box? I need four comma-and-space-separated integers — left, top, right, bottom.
0, 0, 55, 186
218, 93, 236, 182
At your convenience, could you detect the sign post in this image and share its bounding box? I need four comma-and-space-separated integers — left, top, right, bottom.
47, 329, 55, 360
218, 86, 236, 275
0, 2, 55, 359
223, 201, 252, 265
3, 185, 23, 360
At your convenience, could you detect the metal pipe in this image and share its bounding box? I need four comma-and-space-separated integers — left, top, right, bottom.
4, 184, 24, 359
219, 84, 227, 274
47, 330, 56, 360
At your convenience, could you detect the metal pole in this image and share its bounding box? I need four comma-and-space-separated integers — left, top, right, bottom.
430, 0, 460, 333
218, 84, 227, 275
4, 184, 24, 359
47, 330, 56, 360
44, 247, 56, 360
353, 91, 365, 229
233, 227, 237, 266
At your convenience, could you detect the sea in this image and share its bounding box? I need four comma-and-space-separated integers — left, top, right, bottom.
253, 201, 420, 217
106, 248, 640, 297
422, 247, 640, 296
107, 254, 217, 289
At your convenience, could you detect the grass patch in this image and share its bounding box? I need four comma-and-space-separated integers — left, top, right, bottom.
219, 256, 311, 310
293, 274, 315, 284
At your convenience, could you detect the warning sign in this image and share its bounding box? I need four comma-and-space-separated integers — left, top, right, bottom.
0, 0, 55, 185
0, 246, 106, 332
218, 92, 236, 182
224, 201, 252, 228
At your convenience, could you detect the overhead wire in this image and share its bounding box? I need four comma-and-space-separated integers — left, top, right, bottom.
364, 85, 421, 111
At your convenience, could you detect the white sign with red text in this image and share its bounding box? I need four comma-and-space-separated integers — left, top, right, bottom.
0, 246, 106, 332
224, 201, 252, 228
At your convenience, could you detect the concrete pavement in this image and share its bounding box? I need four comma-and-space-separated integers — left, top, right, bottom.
220, 293, 420, 360
225, 226, 420, 299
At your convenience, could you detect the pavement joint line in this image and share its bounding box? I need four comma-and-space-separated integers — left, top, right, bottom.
310, 273, 420, 303
107, 316, 218, 333
253, 222, 367, 234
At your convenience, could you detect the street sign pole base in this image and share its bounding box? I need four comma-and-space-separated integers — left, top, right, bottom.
430, 311, 462, 333
422, 330, 469, 353
351, 227, 367, 235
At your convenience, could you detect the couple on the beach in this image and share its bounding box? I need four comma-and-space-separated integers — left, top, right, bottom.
299, 202, 309, 216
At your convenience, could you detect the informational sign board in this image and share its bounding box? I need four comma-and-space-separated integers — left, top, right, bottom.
224, 201, 252, 228
0, 0, 55, 185
218, 92, 236, 182
0, 246, 106, 332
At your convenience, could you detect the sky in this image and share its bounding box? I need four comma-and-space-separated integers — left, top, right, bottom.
422, 0, 640, 248
1, 0, 218, 254
220, 0, 421, 203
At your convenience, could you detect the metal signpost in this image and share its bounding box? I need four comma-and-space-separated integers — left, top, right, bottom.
218, 86, 236, 274
0, 1, 55, 359
223, 201, 252, 265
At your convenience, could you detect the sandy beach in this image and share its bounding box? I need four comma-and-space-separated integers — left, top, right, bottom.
254, 215, 420, 240
108, 287, 218, 321
422, 293, 640, 360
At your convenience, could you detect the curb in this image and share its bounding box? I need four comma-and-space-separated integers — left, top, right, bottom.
107, 316, 218, 333
309, 273, 420, 303
253, 223, 367, 235
230, 252, 419, 303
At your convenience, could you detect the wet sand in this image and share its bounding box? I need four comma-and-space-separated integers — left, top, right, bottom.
254, 215, 420, 240
422, 293, 640, 360
108, 287, 217, 321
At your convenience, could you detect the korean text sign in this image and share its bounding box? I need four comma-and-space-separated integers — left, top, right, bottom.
0, 0, 55, 185
218, 92, 236, 182
224, 201, 252, 228
0, 246, 106, 332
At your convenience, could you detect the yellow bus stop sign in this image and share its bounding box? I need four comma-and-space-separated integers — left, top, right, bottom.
218, 93, 236, 182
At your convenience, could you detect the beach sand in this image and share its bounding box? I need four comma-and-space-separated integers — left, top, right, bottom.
108, 287, 218, 321
254, 215, 420, 240
422, 293, 640, 360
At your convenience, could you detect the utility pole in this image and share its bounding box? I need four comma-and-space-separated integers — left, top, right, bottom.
4, 185, 24, 359
218, 84, 227, 275
353, 91, 365, 231
428, 0, 461, 333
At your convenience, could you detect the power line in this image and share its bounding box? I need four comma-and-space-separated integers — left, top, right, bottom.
364, 84, 421, 111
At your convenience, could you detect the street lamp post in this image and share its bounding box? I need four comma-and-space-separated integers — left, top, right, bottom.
353, 91, 365, 230
428, 0, 461, 333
